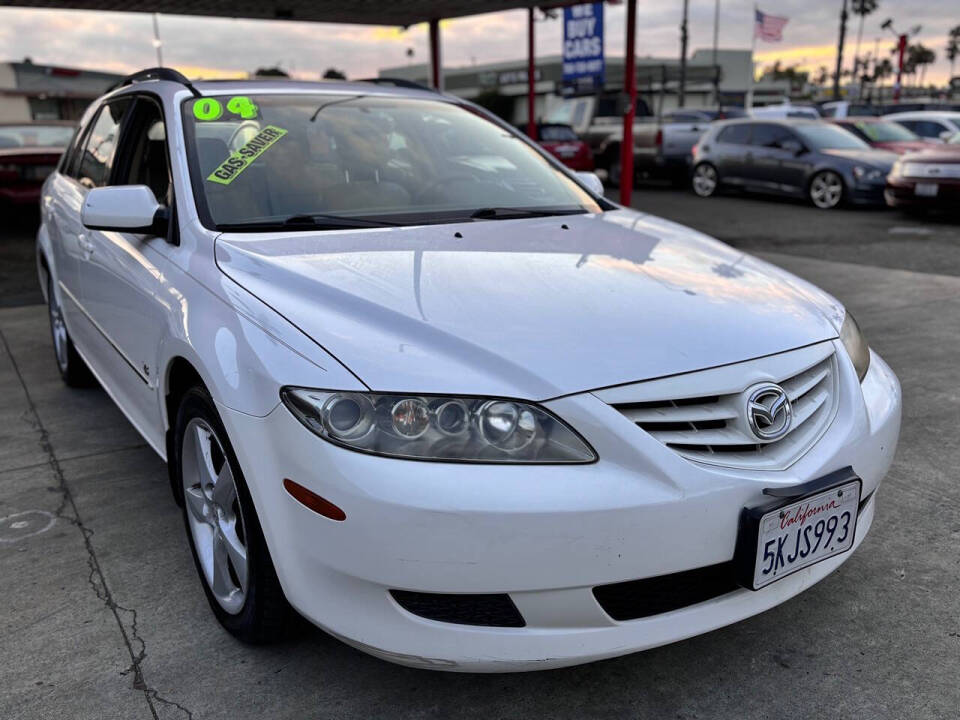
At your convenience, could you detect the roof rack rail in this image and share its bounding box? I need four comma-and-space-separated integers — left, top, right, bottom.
358, 77, 437, 93
115, 67, 202, 97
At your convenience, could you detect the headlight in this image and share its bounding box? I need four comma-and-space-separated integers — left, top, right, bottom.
280, 388, 597, 463
890, 160, 903, 177
839, 312, 870, 382
852, 165, 884, 182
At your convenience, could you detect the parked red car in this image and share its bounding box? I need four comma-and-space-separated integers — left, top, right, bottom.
829, 117, 938, 155
532, 123, 594, 171
885, 138, 960, 212
0, 123, 74, 205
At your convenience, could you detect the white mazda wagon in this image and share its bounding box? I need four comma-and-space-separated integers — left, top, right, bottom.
37, 68, 901, 672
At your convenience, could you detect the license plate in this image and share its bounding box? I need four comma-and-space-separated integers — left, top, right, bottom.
915, 182, 939, 197
738, 479, 861, 590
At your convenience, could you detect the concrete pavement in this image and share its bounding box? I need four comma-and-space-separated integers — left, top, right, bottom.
1, 250, 958, 719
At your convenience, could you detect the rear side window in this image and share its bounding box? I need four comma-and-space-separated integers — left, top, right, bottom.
750, 123, 794, 148
716, 124, 751, 145
895, 120, 945, 138
539, 125, 578, 141
76, 99, 131, 188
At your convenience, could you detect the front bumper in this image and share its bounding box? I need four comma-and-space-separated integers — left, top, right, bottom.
846, 179, 887, 205
885, 177, 960, 208
220, 349, 900, 672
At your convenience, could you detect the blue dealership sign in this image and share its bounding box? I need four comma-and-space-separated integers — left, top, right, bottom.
562, 3, 605, 91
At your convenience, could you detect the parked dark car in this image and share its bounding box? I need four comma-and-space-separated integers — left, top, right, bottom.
885, 135, 960, 213
828, 117, 937, 155
0, 122, 74, 206
528, 123, 595, 171
690, 119, 897, 209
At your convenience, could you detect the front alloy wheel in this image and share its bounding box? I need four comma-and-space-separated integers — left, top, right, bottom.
809, 170, 844, 209
174, 386, 291, 643
182, 417, 249, 615
692, 163, 719, 197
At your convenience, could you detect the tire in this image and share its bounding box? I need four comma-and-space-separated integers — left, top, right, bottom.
691, 162, 719, 197
808, 170, 844, 209
173, 385, 291, 643
47, 275, 94, 387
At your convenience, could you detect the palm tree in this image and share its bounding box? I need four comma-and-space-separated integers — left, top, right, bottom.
947, 25, 960, 80
851, 0, 878, 78
873, 57, 893, 89
914, 44, 936, 87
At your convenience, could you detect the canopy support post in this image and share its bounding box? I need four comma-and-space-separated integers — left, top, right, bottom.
429, 18, 443, 90
619, 0, 637, 206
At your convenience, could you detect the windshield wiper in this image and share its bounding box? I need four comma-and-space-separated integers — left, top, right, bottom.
468, 207, 587, 221
217, 214, 398, 232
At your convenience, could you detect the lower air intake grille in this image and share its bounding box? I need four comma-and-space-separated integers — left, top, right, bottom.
390, 590, 525, 627
593, 562, 739, 621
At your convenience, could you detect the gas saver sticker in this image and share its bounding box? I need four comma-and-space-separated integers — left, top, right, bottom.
206, 125, 287, 185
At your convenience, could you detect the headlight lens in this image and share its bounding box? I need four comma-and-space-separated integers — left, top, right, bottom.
840, 312, 870, 382
852, 165, 884, 182
280, 388, 597, 463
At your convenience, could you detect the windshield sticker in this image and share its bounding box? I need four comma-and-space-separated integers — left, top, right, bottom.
192, 96, 259, 121
206, 125, 287, 185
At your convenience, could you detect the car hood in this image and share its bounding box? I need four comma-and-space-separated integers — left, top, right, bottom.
901, 149, 960, 163
874, 140, 939, 154
215, 210, 842, 400
823, 148, 898, 170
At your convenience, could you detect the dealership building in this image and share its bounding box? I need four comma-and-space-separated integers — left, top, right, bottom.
380, 49, 792, 125
0, 60, 122, 123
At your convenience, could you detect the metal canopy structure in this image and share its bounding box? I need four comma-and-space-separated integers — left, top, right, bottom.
1, 0, 642, 202
0, 0, 543, 26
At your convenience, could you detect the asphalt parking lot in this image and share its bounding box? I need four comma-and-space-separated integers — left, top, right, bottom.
2, 191, 959, 719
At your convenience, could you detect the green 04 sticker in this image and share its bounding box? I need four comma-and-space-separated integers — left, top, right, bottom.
192, 96, 259, 121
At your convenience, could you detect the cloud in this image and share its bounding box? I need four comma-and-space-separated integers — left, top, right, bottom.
0, 3, 955, 84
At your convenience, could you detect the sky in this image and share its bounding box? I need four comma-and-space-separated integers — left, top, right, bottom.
0, 1, 957, 85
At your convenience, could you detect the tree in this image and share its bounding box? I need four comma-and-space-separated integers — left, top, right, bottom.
253, 66, 288, 77
851, 0, 878, 78
911, 44, 936, 87
322, 68, 347, 80
947, 25, 960, 80
815, 65, 830, 86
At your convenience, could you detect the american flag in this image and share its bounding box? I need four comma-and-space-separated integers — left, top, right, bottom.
755, 9, 789, 42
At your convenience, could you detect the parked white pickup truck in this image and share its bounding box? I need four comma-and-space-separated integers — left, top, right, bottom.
546, 94, 743, 186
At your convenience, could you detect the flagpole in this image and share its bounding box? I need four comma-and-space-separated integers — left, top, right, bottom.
747, 4, 757, 109
712, 0, 720, 107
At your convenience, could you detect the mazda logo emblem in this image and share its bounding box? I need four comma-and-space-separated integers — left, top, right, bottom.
746, 383, 793, 440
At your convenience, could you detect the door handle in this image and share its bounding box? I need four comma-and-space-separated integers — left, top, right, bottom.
78, 234, 94, 256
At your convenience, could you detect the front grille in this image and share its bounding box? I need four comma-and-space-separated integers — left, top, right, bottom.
600, 341, 840, 470
593, 562, 739, 621
390, 590, 525, 627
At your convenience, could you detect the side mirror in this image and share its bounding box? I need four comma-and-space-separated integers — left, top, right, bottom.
575, 171, 605, 196
939, 130, 956, 142
82, 185, 168, 236
781, 139, 804, 155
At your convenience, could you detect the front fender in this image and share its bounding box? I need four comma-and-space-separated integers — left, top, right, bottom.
157, 268, 367, 433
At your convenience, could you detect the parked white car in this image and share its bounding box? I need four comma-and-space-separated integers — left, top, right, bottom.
884, 110, 960, 142
37, 69, 901, 672
750, 103, 821, 120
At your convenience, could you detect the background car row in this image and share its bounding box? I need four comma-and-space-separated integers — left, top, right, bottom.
528, 106, 959, 213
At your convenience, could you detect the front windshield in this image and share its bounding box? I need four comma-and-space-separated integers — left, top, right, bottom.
183, 93, 601, 229
853, 121, 918, 142
794, 124, 869, 150
0, 125, 74, 148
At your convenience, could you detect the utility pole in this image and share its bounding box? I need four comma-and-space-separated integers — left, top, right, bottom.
833, 0, 848, 100
152, 13, 163, 67
712, 0, 720, 107
678, 0, 689, 107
